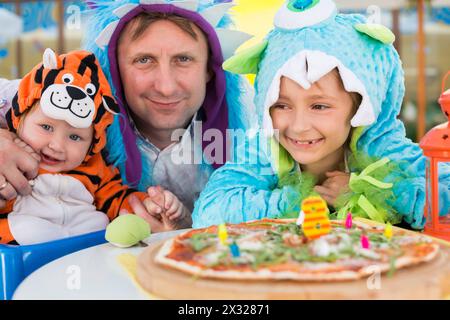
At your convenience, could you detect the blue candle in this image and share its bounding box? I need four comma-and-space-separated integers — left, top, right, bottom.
229, 242, 241, 257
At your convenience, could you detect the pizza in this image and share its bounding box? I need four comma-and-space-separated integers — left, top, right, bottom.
154, 219, 440, 281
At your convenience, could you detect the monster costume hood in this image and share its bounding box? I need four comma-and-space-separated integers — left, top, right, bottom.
193, 0, 450, 229
83, 0, 253, 189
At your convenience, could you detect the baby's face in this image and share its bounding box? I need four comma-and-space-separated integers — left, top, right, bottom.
270, 71, 355, 168
18, 104, 94, 173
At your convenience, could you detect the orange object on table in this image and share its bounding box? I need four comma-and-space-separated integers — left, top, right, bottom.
419, 71, 450, 241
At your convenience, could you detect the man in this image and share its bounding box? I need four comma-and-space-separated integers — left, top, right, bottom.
0, 0, 254, 231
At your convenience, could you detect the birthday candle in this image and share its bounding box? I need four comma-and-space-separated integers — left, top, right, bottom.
384, 223, 393, 240
361, 235, 370, 249
229, 242, 241, 257
296, 210, 305, 226
345, 212, 353, 229
218, 223, 228, 245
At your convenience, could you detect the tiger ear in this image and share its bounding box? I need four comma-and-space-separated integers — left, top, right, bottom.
43, 48, 59, 69
102, 95, 119, 115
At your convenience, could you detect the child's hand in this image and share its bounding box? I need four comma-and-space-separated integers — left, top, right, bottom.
142, 186, 166, 221
144, 186, 192, 230
314, 171, 350, 207
162, 190, 191, 224
122, 193, 171, 233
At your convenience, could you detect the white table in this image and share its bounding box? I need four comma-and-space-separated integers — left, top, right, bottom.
13, 230, 187, 300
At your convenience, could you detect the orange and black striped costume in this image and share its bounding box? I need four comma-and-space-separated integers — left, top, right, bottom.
0, 49, 147, 245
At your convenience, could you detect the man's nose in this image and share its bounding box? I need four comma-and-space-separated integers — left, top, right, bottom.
153, 63, 177, 97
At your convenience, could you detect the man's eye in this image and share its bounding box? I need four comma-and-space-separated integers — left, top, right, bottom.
69, 134, 81, 142
177, 56, 192, 63
312, 104, 329, 110
40, 124, 52, 131
136, 57, 151, 64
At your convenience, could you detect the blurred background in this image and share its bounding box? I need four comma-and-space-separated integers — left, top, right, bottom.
0, 0, 449, 141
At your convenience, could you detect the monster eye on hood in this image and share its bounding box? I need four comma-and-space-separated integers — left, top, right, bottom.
274, 0, 337, 30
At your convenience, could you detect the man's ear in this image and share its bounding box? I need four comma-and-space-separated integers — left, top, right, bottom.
222, 40, 268, 75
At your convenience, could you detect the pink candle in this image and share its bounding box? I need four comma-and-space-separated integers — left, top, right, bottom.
361, 235, 370, 249
345, 212, 353, 229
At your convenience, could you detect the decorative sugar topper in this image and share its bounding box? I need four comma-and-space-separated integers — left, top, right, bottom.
300, 196, 331, 240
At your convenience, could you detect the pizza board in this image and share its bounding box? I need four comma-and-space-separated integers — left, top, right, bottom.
136, 240, 450, 300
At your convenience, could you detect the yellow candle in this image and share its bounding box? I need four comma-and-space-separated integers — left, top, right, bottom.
218, 223, 228, 245
384, 223, 393, 240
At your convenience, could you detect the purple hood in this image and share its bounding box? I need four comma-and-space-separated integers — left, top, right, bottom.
106, 4, 229, 185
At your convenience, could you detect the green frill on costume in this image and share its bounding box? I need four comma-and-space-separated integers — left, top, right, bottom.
333, 152, 403, 224
271, 136, 404, 224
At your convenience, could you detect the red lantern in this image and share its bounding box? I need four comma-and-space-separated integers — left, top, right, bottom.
419, 71, 450, 241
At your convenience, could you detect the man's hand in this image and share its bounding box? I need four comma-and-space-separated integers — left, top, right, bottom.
314, 171, 350, 207
0, 129, 40, 204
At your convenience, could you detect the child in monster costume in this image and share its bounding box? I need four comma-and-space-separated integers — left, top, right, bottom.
192, 0, 450, 230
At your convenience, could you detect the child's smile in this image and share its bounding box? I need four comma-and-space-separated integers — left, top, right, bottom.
18, 103, 94, 173
270, 71, 357, 175
286, 136, 325, 149
40, 152, 64, 166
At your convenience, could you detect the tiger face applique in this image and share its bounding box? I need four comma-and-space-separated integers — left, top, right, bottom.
8, 48, 120, 157
41, 71, 97, 128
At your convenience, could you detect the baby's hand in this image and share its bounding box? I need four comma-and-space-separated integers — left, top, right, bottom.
314, 171, 350, 207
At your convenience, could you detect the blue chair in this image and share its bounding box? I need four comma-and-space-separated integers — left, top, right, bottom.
0, 230, 107, 300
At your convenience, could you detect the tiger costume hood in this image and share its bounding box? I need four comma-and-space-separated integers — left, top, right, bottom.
7, 48, 119, 159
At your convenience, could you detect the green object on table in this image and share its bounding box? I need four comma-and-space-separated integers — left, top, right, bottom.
105, 214, 151, 248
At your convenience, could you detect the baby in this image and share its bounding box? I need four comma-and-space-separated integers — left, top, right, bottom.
0, 49, 188, 245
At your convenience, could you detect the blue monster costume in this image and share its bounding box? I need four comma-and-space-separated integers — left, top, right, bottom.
82, 0, 254, 197
192, 0, 450, 229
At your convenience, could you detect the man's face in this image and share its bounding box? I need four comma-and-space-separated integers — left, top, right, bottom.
117, 19, 211, 137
